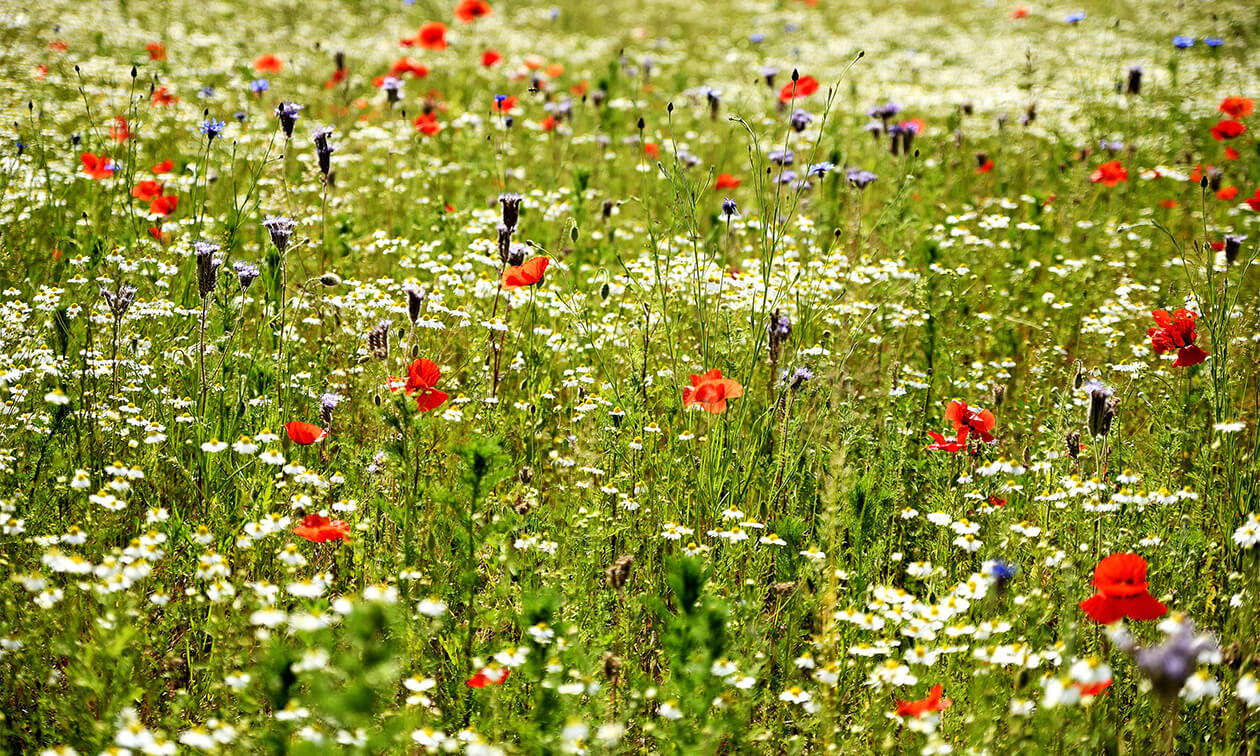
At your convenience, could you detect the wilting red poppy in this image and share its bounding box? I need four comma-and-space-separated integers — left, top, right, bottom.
254, 54, 283, 73
293, 513, 350, 543
1090, 161, 1127, 186
946, 399, 996, 443
414, 112, 443, 136
151, 86, 177, 106
1219, 96, 1254, 119
1149, 309, 1208, 367
715, 173, 741, 189
455, 0, 492, 23
81, 153, 114, 180
404, 22, 448, 50
146, 41, 167, 61
682, 369, 744, 414
778, 75, 820, 102
109, 116, 131, 143
494, 95, 518, 113
132, 180, 164, 201
285, 421, 327, 445
405, 358, 449, 412
466, 666, 509, 688
389, 57, 429, 78
1217, 186, 1238, 201
896, 685, 952, 718
152, 159, 173, 174
150, 195, 178, 217
1210, 119, 1246, 141
503, 256, 550, 289
1079, 553, 1168, 624
926, 430, 967, 453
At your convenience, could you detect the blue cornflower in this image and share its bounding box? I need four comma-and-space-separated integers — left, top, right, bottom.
199, 118, 226, 141
768, 149, 794, 166
776, 169, 798, 185
1173, 35, 1195, 48
548, 7, 559, 19
984, 559, 1018, 585
1065, 11, 1086, 23
846, 169, 878, 189
784, 22, 799, 32
721, 197, 738, 218
197, 85, 215, 98
1205, 37, 1223, 48
750, 32, 766, 43
249, 78, 269, 94
807, 161, 834, 178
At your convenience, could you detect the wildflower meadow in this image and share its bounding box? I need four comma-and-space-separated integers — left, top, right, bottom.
4, 0, 1260, 753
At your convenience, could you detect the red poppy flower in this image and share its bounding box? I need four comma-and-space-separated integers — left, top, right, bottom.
681, 369, 744, 414
715, 173, 741, 190
1011, 5, 1029, 18
455, 0, 492, 23
286, 421, 327, 445
49, 40, 68, 52
254, 54, 283, 73
1217, 186, 1238, 201
1074, 680, 1112, 697
926, 430, 967, 453
414, 112, 443, 136
152, 159, 173, 174
151, 86, 177, 107
540, 115, 556, 131
1246, 189, 1260, 211
1149, 309, 1208, 367
149, 195, 178, 217
977, 157, 994, 174
1225, 146, 1241, 161
389, 57, 429, 78
109, 116, 131, 143
1090, 161, 1127, 186
131, 180, 164, 202
466, 666, 509, 688
988, 495, 1008, 507
1079, 553, 1168, 624
502, 256, 550, 289
494, 95, 518, 113
1219, 96, 1254, 119
644, 142, 659, 159
293, 513, 350, 543
778, 75, 820, 102
946, 399, 996, 443
1158, 199, 1177, 209
481, 49, 503, 67
1210, 119, 1246, 141
896, 685, 952, 718
147, 41, 167, 61
1210, 240, 1226, 252
81, 153, 114, 180
570, 81, 589, 96
35, 64, 48, 79
148, 226, 168, 243
404, 358, 449, 412
902, 118, 926, 135
404, 22, 448, 50
325, 67, 349, 89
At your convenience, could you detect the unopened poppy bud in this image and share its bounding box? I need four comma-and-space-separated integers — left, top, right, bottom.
791, 68, 800, 82
636, 116, 645, 131
319, 272, 341, 287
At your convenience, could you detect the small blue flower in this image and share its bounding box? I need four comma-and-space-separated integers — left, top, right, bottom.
749, 32, 765, 43
984, 559, 1019, 585
249, 78, 269, 94
1173, 35, 1195, 49
1065, 12, 1086, 23
199, 118, 226, 140
197, 85, 215, 98
721, 197, 738, 217
807, 161, 834, 178
1205, 37, 1223, 48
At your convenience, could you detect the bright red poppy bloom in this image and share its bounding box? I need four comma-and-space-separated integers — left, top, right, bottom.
151, 86, 177, 106
405, 358, 449, 412
146, 42, 167, 61
1149, 309, 1208, 367
152, 159, 173, 174
293, 513, 350, 543
455, 0, 492, 23
1075, 680, 1112, 697
254, 54, 283, 73
1158, 199, 1177, 209
131, 180, 164, 202
896, 685, 952, 718
1210, 119, 1246, 141
1011, 5, 1029, 18
150, 195, 178, 217
946, 399, 996, 443
644, 142, 660, 159
503, 256, 550, 289
778, 75, 820, 102
1219, 96, 1254, 119
414, 112, 443, 136
109, 116, 131, 143
494, 95, 518, 113
286, 421, 327, 445
325, 67, 349, 89
1217, 186, 1238, 201
1090, 161, 1128, 186
81, 153, 114, 180
389, 57, 429, 78
480, 50, 503, 67
926, 430, 967, 453
404, 22, 448, 50
466, 666, 509, 688
1079, 553, 1168, 624
977, 157, 994, 174
1247, 189, 1260, 212
148, 226, 168, 243
682, 369, 744, 414
715, 173, 741, 189
540, 115, 556, 131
